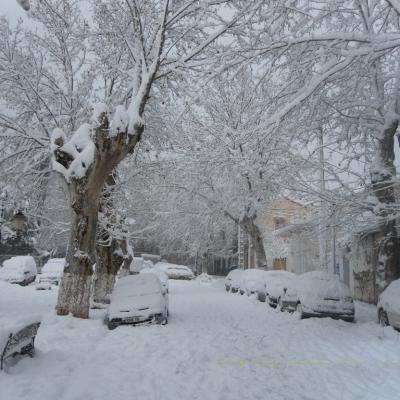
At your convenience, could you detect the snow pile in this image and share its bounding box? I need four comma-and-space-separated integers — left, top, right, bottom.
50, 122, 96, 182
378, 279, 400, 314
155, 262, 195, 280
41, 258, 65, 275
195, 273, 215, 285
110, 105, 129, 136
36, 258, 65, 287
50, 102, 109, 182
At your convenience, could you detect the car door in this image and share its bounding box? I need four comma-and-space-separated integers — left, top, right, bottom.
388, 310, 400, 329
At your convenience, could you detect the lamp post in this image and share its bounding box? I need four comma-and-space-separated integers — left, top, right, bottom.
16, 0, 30, 11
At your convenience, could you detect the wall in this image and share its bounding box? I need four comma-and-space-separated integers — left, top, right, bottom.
286, 229, 319, 274
350, 233, 378, 304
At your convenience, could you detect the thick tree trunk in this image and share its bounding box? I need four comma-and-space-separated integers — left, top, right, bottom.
241, 214, 268, 269
53, 108, 143, 319
93, 238, 123, 306
56, 183, 100, 318
371, 117, 400, 291
118, 238, 134, 277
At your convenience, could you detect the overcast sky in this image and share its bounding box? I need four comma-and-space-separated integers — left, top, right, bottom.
2, 0, 25, 22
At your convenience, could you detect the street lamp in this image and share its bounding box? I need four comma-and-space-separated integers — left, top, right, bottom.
17, 0, 30, 11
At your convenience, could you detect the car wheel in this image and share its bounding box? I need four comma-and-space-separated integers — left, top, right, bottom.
296, 303, 303, 319
108, 321, 119, 330
278, 298, 284, 312
258, 292, 266, 302
379, 309, 389, 327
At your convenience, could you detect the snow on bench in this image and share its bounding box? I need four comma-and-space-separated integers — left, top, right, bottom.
0, 315, 41, 370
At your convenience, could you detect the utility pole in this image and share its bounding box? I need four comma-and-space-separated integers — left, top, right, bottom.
331, 204, 337, 275
318, 127, 329, 272
238, 224, 246, 269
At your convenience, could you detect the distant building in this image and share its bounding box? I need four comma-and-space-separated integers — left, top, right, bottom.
274, 222, 320, 274
247, 197, 309, 270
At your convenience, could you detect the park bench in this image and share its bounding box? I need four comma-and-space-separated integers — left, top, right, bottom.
0, 320, 41, 370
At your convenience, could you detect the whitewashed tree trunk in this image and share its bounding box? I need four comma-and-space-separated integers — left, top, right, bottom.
54, 112, 143, 318
56, 181, 100, 318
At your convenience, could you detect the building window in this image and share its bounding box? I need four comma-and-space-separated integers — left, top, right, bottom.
274, 217, 286, 230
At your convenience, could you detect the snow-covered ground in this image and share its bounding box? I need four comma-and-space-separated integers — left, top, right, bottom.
1, 278, 399, 400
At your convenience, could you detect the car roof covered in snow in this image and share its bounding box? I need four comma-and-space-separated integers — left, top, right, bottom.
379, 279, 400, 313
113, 274, 162, 296
1, 256, 37, 273
297, 271, 351, 298
140, 267, 169, 287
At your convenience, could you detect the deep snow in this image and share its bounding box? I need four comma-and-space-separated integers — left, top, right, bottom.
0, 279, 399, 400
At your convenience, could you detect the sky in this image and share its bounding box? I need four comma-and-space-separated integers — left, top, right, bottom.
2, 0, 25, 23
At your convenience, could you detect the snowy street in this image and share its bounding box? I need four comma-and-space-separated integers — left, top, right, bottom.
1, 278, 399, 400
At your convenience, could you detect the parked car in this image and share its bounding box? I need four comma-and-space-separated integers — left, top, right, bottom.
239, 269, 268, 296
262, 270, 296, 306
141, 254, 162, 264
377, 279, 400, 330
105, 274, 168, 330
155, 262, 194, 280
0, 256, 37, 286
140, 267, 169, 306
230, 269, 244, 293
279, 271, 355, 322
224, 268, 243, 292
35, 258, 65, 289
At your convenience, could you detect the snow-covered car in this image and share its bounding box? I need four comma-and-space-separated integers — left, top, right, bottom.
142, 254, 161, 264
35, 258, 65, 289
155, 262, 194, 280
230, 269, 244, 293
140, 267, 169, 309
279, 271, 355, 322
224, 268, 243, 292
239, 269, 268, 296
0, 256, 37, 286
262, 270, 296, 306
377, 279, 400, 330
106, 274, 168, 330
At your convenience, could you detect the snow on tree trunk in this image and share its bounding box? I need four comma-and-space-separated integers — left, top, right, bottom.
241, 214, 267, 269
118, 238, 134, 278
52, 109, 143, 318
371, 116, 400, 291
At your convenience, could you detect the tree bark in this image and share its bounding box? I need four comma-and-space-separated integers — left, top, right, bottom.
118, 238, 134, 277
371, 117, 400, 292
54, 112, 143, 318
241, 214, 268, 269
93, 238, 123, 306
56, 181, 100, 318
